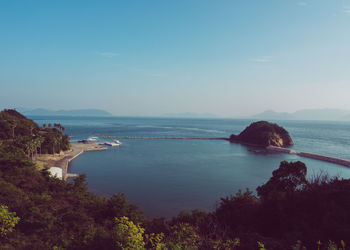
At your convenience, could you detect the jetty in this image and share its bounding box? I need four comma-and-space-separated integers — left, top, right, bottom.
267, 146, 350, 168
99, 135, 228, 140
53, 143, 107, 180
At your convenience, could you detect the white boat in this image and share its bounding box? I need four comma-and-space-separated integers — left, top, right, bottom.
104, 142, 121, 147
114, 140, 122, 145
87, 137, 98, 142
78, 136, 99, 144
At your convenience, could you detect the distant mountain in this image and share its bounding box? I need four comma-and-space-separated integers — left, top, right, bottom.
16, 108, 112, 117
162, 112, 218, 118
252, 109, 350, 121
251, 110, 293, 120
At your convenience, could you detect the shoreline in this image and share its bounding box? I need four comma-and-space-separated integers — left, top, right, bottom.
51, 143, 107, 180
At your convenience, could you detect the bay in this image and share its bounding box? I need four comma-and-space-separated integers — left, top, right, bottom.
31, 116, 350, 218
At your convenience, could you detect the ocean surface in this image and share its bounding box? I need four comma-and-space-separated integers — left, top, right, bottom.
31, 116, 350, 218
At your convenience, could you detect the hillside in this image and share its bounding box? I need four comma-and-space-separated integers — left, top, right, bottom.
0, 109, 70, 155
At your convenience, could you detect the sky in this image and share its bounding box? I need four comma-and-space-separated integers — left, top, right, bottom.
1, 0, 350, 117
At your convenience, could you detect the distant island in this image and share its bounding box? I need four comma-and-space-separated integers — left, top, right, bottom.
15, 108, 113, 117
252, 109, 350, 121
229, 121, 294, 147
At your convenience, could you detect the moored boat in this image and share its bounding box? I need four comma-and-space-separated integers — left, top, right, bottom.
114, 140, 122, 145
78, 136, 99, 144
104, 141, 121, 147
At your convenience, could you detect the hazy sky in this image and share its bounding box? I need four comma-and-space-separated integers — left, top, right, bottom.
1, 0, 350, 117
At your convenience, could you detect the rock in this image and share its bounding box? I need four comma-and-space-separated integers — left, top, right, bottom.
229, 121, 294, 147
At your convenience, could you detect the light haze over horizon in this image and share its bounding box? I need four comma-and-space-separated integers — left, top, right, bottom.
1, 1, 350, 117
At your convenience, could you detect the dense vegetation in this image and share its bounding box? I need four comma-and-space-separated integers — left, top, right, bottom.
0, 110, 349, 249
0, 109, 70, 156
229, 121, 294, 147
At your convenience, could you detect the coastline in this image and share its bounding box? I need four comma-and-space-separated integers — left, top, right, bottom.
48, 143, 107, 180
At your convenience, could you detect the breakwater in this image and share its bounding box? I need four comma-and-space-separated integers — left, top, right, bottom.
267, 146, 350, 168
96, 135, 350, 168
99, 135, 228, 140
297, 152, 350, 167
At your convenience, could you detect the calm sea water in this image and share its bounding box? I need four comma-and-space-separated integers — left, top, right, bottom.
31, 116, 350, 218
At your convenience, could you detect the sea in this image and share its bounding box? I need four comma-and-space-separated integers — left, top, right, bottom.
30, 116, 350, 218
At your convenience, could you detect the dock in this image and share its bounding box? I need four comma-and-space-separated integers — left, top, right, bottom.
54, 143, 107, 180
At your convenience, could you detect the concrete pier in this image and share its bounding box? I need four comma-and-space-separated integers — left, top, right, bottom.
266, 146, 350, 168
100, 135, 228, 140
297, 152, 350, 167
53, 143, 107, 180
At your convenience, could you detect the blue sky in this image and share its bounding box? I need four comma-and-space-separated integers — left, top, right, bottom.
1, 0, 350, 117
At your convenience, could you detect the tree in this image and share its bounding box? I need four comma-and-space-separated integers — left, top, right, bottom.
257, 161, 308, 201
0, 205, 20, 237
8, 121, 16, 139
215, 189, 258, 235
168, 223, 200, 249
52, 137, 59, 154
113, 216, 145, 249
25, 139, 37, 160
57, 134, 62, 153
36, 136, 45, 155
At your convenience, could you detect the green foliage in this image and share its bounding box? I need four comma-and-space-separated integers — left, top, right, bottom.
168, 223, 200, 249
213, 238, 240, 249
0, 109, 38, 140
257, 161, 308, 200
144, 232, 166, 250
257, 241, 266, 250
216, 189, 258, 234
0, 205, 20, 237
0, 109, 70, 156
113, 216, 145, 250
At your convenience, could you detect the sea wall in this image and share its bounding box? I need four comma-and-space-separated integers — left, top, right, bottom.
266, 145, 350, 168
297, 152, 350, 167
266, 146, 297, 154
